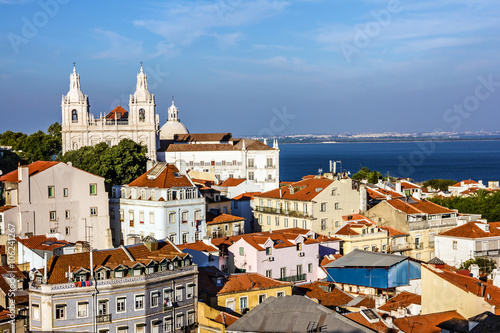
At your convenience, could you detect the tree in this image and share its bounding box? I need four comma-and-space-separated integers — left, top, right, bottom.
460, 257, 496, 275
0, 149, 22, 175
429, 190, 500, 222
60, 139, 147, 191
422, 179, 457, 191
352, 167, 384, 184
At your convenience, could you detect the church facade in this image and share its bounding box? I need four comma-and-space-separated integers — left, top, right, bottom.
61, 65, 160, 159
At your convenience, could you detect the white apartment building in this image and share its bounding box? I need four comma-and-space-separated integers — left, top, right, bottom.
109, 162, 207, 246
0, 162, 112, 249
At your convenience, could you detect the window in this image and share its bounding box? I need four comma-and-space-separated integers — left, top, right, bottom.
72, 109, 78, 123
164, 318, 172, 332
258, 214, 263, 225
176, 314, 184, 329
303, 204, 308, 214
151, 292, 160, 307
135, 324, 145, 333
129, 211, 135, 227
321, 219, 327, 230
293, 219, 298, 228
382, 244, 387, 252
65, 210, 70, 219
275, 216, 279, 226
240, 296, 248, 311
77, 302, 88, 317
194, 210, 201, 221
187, 284, 194, 299
119, 209, 124, 222
258, 294, 267, 303
139, 211, 144, 224
335, 220, 339, 228
55, 304, 66, 319
372, 245, 377, 252
175, 286, 183, 302
453, 240, 458, 250
195, 232, 200, 241
48, 186, 55, 198
284, 217, 289, 227
188, 311, 195, 325
248, 158, 254, 168
116, 297, 126, 312
135, 295, 145, 310
266, 247, 272, 255
308, 263, 313, 273
280, 267, 287, 279
302, 220, 307, 229
182, 211, 188, 223
63, 188, 68, 197
65, 227, 70, 236
331, 188, 337, 196
248, 171, 254, 181
98, 300, 108, 315
277, 291, 285, 297
149, 211, 155, 224
267, 216, 271, 225
182, 233, 189, 244
139, 108, 145, 122
267, 158, 273, 167
266, 269, 272, 278
297, 264, 303, 276
32, 304, 40, 320
117, 327, 128, 333
90, 207, 98, 216
320, 203, 326, 212
49, 211, 56, 221
89, 183, 97, 195
296, 242, 302, 251
169, 234, 176, 243
335, 202, 339, 210
239, 247, 244, 256
50, 228, 56, 234
169, 212, 176, 223
364, 246, 369, 251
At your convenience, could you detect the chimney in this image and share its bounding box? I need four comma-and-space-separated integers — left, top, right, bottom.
175, 160, 187, 175
146, 159, 155, 170
396, 181, 402, 193
470, 264, 480, 278
18, 165, 29, 182
479, 180, 483, 186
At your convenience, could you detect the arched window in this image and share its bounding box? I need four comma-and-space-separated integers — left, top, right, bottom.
72, 142, 78, 150
72, 109, 78, 123
139, 108, 145, 122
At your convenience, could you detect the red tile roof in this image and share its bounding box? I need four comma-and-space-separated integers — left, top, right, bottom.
379, 226, 408, 237
0, 206, 15, 213
17, 235, 71, 251
378, 291, 421, 312
104, 105, 128, 120
320, 255, 342, 267
393, 310, 465, 333
207, 213, 245, 225
294, 281, 353, 307
254, 178, 333, 201
219, 178, 246, 187
217, 273, 291, 295
128, 163, 193, 188
214, 311, 240, 327
233, 192, 261, 201
386, 198, 456, 215
439, 222, 500, 239
177, 241, 218, 252
0, 309, 14, 322
424, 264, 500, 308
0, 161, 59, 183
165, 143, 238, 152
401, 180, 420, 189
344, 312, 395, 333
174, 133, 233, 143
451, 179, 479, 187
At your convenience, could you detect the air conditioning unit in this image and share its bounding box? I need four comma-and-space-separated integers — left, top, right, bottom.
269, 257, 274, 262
298, 252, 305, 257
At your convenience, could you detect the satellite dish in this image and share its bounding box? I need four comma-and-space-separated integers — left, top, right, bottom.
169, 264, 174, 270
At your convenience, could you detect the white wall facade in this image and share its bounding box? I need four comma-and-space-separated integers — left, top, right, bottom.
110, 185, 207, 246
434, 235, 496, 267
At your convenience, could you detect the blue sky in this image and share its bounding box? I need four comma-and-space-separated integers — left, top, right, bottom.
1, 0, 500, 136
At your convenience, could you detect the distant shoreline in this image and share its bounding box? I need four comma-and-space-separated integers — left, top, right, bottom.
275, 137, 500, 144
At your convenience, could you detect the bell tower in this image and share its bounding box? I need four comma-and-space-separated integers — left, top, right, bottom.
129, 63, 156, 126
61, 63, 90, 154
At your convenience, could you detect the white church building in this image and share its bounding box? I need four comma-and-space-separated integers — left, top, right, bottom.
61, 64, 160, 159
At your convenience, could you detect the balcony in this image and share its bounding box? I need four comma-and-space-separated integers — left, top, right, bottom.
96, 314, 111, 323
414, 243, 423, 250
389, 244, 412, 253
278, 273, 306, 283
255, 206, 310, 218
474, 249, 500, 257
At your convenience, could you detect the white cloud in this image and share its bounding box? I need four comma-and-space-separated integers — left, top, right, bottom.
212, 32, 244, 48
133, 0, 289, 46
90, 28, 144, 60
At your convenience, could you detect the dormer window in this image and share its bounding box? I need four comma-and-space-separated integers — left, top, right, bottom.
486, 225, 490, 232
133, 268, 143, 276
96, 271, 107, 280
75, 274, 86, 282
147, 266, 155, 274
115, 270, 124, 278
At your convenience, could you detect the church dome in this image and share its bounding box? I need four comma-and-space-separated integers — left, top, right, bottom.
160, 120, 189, 140
159, 99, 189, 140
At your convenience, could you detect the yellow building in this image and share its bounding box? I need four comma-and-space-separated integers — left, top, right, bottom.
366, 198, 459, 261
206, 213, 245, 238
334, 214, 410, 255
198, 302, 239, 333
254, 176, 363, 236
421, 263, 500, 318
216, 273, 292, 315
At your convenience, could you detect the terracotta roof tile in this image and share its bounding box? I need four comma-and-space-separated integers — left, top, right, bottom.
378, 291, 421, 312
255, 178, 333, 201
214, 311, 240, 327
0, 161, 59, 183
0, 206, 15, 213
233, 192, 261, 201
165, 143, 238, 152
207, 213, 245, 225
174, 133, 233, 143
344, 312, 396, 333
294, 281, 353, 307
177, 241, 218, 252
128, 163, 193, 188
16, 235, 71, 251
439, 222, 500, 239
104, 105, 128, 120
401, 180, 420, 189
393, 310, 464, 333
219, 178, 246, 187
386, 198, 456, 215
217, 273, 291, 295
451, 179, 479, 187
234, 139, 275, 151
379, 226, 408, 237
